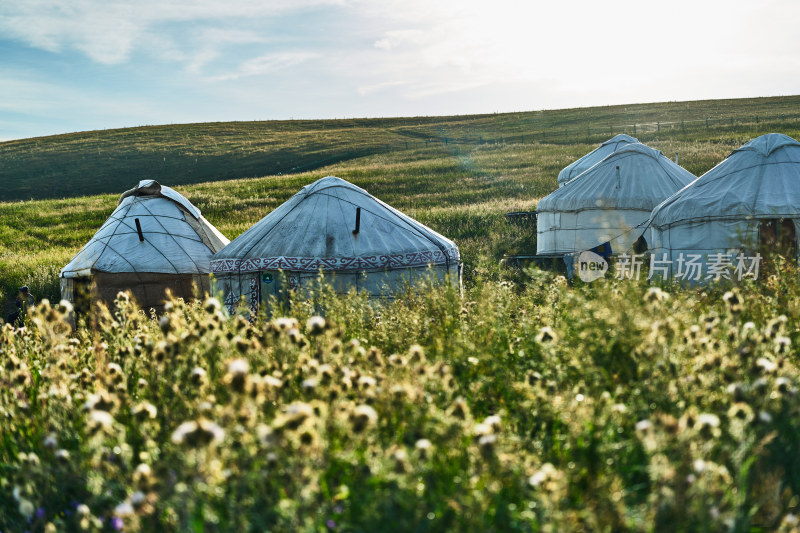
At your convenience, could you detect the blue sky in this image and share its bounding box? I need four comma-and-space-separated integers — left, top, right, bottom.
1, 0, 799, 141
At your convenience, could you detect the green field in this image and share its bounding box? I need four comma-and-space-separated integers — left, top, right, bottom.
2, 96, 800, 531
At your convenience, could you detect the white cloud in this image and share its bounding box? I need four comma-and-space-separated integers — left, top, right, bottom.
0, 0, 343, 64
208, 51, 319, 81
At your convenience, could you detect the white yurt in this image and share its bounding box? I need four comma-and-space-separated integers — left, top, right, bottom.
647, 133, 800, 279
557, 134, 640, 187
211, 176, 461, 316
537, 143, 695, 256
60, 180, 229, 312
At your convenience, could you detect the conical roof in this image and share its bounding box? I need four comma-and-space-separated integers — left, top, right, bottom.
61, 180, 229, 278
539, 143, 696, 213
212, 176, 459, 274
557, 134, 640, 186
649, 133, 800, 229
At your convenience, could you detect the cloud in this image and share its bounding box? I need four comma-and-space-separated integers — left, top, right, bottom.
0, 0, 344, 64
208, 51, 319, 81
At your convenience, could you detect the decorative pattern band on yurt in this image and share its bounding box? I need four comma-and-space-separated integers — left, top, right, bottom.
647, 133, 800, 281
60, 180, 229, 312
211, 176, 461, 317
557, 134, 640, 187
537, 143, 696, 256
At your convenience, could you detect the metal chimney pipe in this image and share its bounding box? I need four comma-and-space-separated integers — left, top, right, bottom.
353, 207, 361, 234
135, 218, 144, 242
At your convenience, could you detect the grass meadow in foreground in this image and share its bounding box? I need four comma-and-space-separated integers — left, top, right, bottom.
2, 269, 800, 531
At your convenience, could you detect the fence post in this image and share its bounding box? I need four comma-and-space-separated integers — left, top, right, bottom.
543, 131, 546, 142
405, 142, 408, 150
681, 120, 685, 131
633, 123, 636, 135
705, 118, 709, 129
657, 122, 660, 133
756, 115, 759, 123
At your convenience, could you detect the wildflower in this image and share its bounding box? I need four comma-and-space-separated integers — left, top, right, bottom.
204, 297, 221, 313
722, 289, 742, 313
643, 287, 669, 304
158, 315, 172, 334
190, 367, 208, 386
727, 402, 754, 423
483, 415, 502, 432
774, 336, 791, 355
224, 358, 250, 392
87, 410, 115, 433
755, 357, 778, 374
389, 446, 410, 473
528, 463, 559, 490
448, 397, 471, 420
55, 449, 70, 462
408, 344, 425, 363
415, 439, 433, 459
535, 326, 558, 344
357, 375, 377, 390
43, 433, 58, 449
696, 413, 722, 438
132, 402, 157, 421
170, 419, 225, 447
306, 316, 326, 336
635, 419, 653, 433
273, 317, 298, 332
478, 433, 497, 458
274, 402, 315, 430
84, 390, 119, 412
349, 404, 378, 433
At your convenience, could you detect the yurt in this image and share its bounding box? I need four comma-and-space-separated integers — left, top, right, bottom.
647, 133, 800, 279
211, 176, 461, 316
537, 143, 695, 256
557, 134, 640, 187
60, 180, 229, 312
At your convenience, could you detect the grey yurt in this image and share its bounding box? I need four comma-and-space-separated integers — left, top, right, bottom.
60, 180, 229, 312
538, 143, 695, 256
211, 176, 461, 316
647, 133, 800, 279
557, 134, 640, 187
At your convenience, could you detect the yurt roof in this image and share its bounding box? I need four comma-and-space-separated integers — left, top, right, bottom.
61, 180, 229, 278
538, 143, 696, 213
649, 133, 800, 229
211, 176, 459, 274
557, 134, 640, 186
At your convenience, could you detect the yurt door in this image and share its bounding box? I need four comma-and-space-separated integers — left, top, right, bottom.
260, 271, 287, 305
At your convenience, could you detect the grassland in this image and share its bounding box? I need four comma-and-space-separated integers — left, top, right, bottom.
2, 95, 800, 202
2, 97, 800, 531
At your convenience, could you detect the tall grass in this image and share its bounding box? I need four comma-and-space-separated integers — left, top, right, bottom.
2, 270, 800, 531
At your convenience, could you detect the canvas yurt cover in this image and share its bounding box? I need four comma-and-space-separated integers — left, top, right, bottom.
557, 134, 640, 187
60, 180, 229, 311
647, 133, 800, 279
537, 143, 695, 256
211, 176, 461, 316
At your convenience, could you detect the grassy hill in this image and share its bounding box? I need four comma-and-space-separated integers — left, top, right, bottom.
2, 95, 800, 202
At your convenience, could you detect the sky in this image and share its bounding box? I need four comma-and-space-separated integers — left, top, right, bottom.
1, 0, 799, 142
